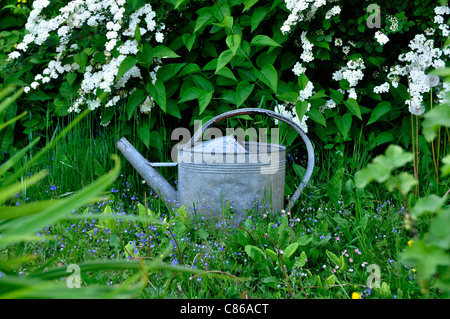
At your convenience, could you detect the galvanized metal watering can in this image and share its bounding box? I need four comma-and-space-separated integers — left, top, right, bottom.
116, 108, 314, 218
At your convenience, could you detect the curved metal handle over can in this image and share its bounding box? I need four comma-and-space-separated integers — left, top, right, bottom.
187, 108, 315, 212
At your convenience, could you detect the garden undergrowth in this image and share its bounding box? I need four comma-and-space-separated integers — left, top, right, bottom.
2, 165, 442, 299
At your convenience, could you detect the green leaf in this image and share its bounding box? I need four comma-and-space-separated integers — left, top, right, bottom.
334, 113, 352, 140
251, 8, 267, 33
401, 240, 450, 280
24, 90, 51, 101
250, 35, 282, 48
236, 81, 254, 107
136, 43, 153, 67
385, 172, 417, 196
344, 98, 362, 120
153, 45, 180, 58
243, 0, 259, 12
245, 245, 266, 262
166, 100, 181, 119
298, 235, 313, 246
355, 145, 414, 189
198, 90, 214, 115
441, 155, 450, 177
294, 251, 307, 268
258, 64, 278, 92
298, 73, 309, 90
147, 80, 166, 112
326, 250, 340, 266
138, 121, 150, 148
174, 0, 188, 9
126, 89, 146, 120
282, 243, 298, 260
182, 33, 196, 52
324, 275, 336, 289
329, 88, 344, 104
367, 101, 391, 125
265, 248, 278, 261
215, 67, 238, 82
226, 34, 241, 56
198, 227, 209, 240
410, 194, 445, 218
426, 208, 450, 249
156, 63, 186, 82
215, 49, 234, 74
150, 131, 163, 150
178, 87, 202, 103
73, 52, 88, 72
308, 107, 326, 127
194, 8, 214, 33
134, 23, 141, 42
178, 63, 201, 77
323, 19, 331, 30
423, 103, 450, 142
116, 56, 137, 81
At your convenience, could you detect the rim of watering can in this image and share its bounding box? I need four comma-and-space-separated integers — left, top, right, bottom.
186, 108, 315, 212
184, 139, 286, 155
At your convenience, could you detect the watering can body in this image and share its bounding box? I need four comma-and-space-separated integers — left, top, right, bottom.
116, 108, 314, 220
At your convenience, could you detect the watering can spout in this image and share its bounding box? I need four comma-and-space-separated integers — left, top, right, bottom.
115, 137, 178, 205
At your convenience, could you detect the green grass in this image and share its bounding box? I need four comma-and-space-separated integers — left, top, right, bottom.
1, 170, 443, 299
1, 109, 448, 299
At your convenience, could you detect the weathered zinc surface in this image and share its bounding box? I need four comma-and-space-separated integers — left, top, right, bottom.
116, 108, 314, 221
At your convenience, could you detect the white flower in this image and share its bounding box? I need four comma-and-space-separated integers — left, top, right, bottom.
140, 96, 154, 113
348, 88, 357, 100
7, 51, 20, 60
427, 74, 440, 87
155, 32, 164, 43
408, 101, 425, 116
434, 15, 444, 24
30, 82, 39, 89
87, 98, 101, 110
292, 62, 306, 76
298, 81, 315, 102
375, 31, 389, 45
373, 82, 390, 94
319, 99, 336, 112
275, 102, 309, 133
281, 25, 291, 34
325, 6, 341, 20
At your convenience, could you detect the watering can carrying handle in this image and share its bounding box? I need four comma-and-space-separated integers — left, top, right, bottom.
187, 108, 315, 212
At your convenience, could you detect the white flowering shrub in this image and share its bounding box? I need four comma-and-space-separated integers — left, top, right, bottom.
0, 0, 449, 161
2, 0, 176, 132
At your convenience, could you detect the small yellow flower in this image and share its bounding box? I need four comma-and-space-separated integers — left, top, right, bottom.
408, 240, 414, 247
352, 292, 361, 299
412, 269, 416, 273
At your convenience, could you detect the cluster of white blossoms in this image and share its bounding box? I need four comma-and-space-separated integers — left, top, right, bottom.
435, 5, 450, 36
281, 0, 340, 35
299, 31, 314, 63
8, 0, 165, 116
139, 96, 154, 114
374, 6, 450, 116
387, 15, 399, 32
325, 5, 341, 20
298, 81, 315, 102
276, 102, 310, 133
281, 1, 450, 125
332, 58, 366, 100
374, 31, 389, 46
